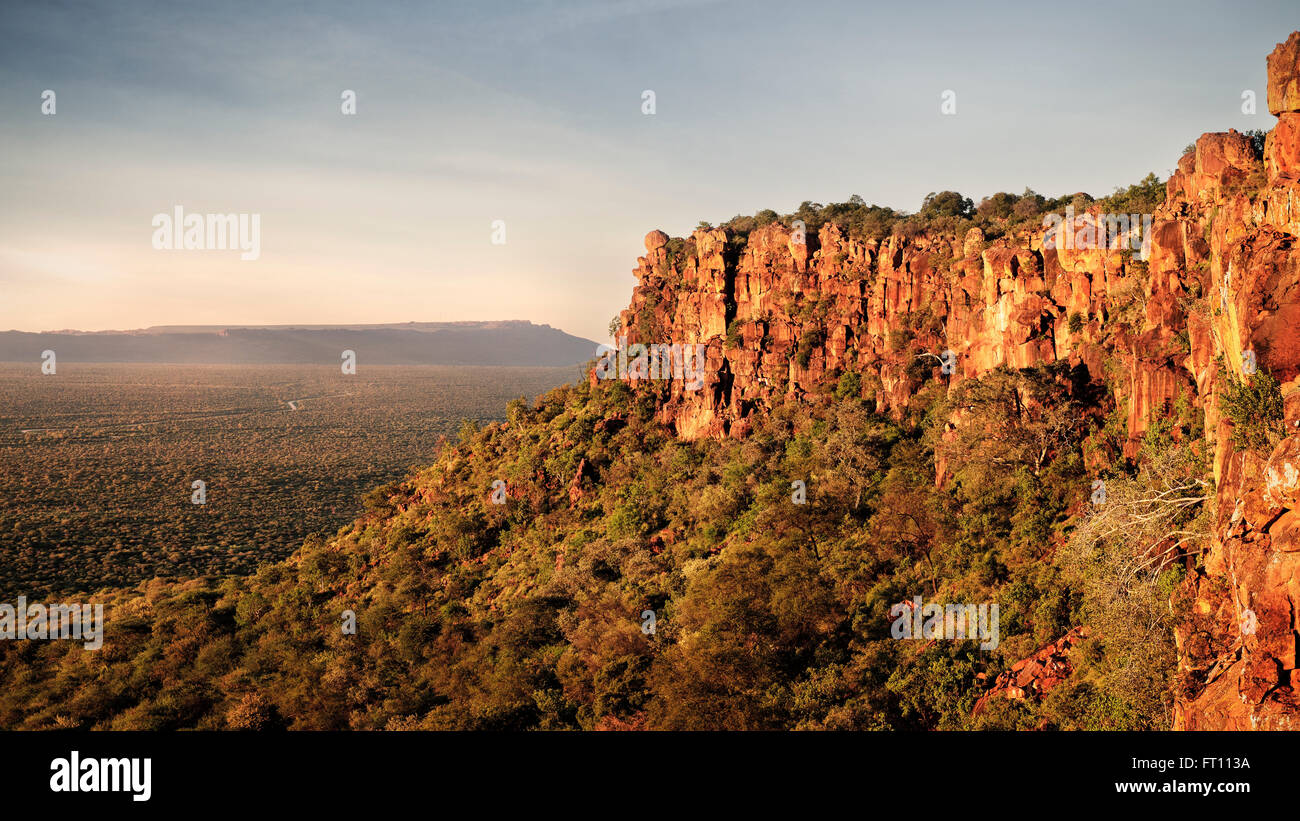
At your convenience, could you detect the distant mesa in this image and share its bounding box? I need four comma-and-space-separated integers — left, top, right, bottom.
0, 320, 597, 367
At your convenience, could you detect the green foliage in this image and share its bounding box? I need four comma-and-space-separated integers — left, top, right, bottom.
835, 371, 862, 400
1220, 369, 1284, 455
1243, 128, 1267, 159
1012, 188, 1046, 220
795, 329, 825, 367
886, 328, 912, 353
937, 363, 1089, 481
725, 319, 744, 349
1097, 172, 1166, 216
712, 175, 1163, 256
0, 367, 1118, 732
966, 188, 1049, 239
976, 191, 1019, 221
362, 481, 403, 516
920, 191, 974, 220
732, 199, 901, 243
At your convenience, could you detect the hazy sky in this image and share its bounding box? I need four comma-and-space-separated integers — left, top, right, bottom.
1, 0, 1295, 342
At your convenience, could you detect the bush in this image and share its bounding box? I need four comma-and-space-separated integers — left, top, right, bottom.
1244, 129, 1267, 160
795, 330, 825, 367
725, 319, 744, 349
976, 192, 1018, 221
835, 371, 862, 400
886, 328, 911, 353
1220, 369, 1284, 455
1097, 172, 1165, 216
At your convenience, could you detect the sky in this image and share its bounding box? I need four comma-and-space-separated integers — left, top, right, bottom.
0, 0, 1296, 343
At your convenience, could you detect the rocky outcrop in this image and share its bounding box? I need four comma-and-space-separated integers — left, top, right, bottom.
1265, 113, 1300, 184
1267, 32, 1300, 116
974, 626, 1088, 714
612, 212, 1192, 458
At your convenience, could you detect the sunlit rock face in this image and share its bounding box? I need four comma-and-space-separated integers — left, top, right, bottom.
602, 31, 1300, 731
1173, 32, 1300, 730
614, 203, 1187, 459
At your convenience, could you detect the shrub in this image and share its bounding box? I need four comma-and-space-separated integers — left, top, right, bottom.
835, 371, 862, 400
726, 319, 744, 349
795, 330, 824, 367
1098, 172, 1165, 215
1244, 128, 1267, 160
886, 328, 911, 353
1220, 369, 1284, 455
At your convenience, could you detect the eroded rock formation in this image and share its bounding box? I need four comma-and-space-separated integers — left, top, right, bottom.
614, 183, 1193, 463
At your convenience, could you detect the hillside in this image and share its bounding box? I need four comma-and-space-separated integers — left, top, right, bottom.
1, 31, 1299, 732
0, 321, 596, 367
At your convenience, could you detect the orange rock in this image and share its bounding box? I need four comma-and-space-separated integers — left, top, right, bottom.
1267, 31, 1300, 115
1166, 131, 1262, 204
973, 626, 1089, 715
1266, 112, 1300, 183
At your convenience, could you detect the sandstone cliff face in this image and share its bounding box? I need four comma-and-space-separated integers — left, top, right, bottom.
1172, 33, 1300, 730
603, 32, 1300, 729
614, 185, 1191, 463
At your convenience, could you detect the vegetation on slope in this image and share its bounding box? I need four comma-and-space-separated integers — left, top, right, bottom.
0, 353, 1204, 730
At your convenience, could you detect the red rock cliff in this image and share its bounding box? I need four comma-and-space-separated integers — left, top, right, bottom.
613, 186, 1192, 462
603, 31, 1300, 729
1171, 32, 1300, 731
